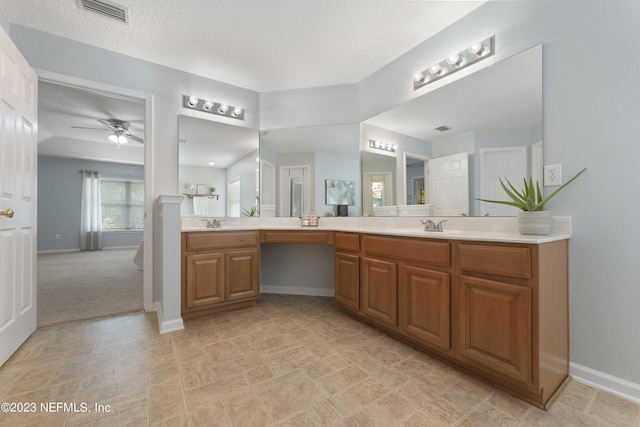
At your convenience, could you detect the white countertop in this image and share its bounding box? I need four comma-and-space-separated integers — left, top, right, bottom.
181, 217, 571, 244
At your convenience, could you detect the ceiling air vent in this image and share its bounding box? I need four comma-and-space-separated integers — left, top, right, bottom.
77, 0, 129, 23
435, 125, 451, 132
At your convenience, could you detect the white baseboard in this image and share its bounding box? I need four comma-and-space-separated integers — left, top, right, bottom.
260, 285, 334, 298
37, 246, 137, 254
570, 362, 640, 404
37, 248, 81, 254
153, 302, 184, 334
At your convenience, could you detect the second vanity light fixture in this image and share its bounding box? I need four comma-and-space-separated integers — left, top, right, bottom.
413, 36, 495, 91
182, 95, 245, 120
369, 139, 397, 153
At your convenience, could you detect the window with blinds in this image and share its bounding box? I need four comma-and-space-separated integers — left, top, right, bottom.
100, 179, 144, 230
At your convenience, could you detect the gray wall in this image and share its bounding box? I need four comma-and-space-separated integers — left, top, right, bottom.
38, 156, 144, 251
9, 0, 640, 389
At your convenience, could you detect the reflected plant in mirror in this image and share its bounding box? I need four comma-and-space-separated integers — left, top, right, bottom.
361, 44, 542, 217
178, 115, 259, 217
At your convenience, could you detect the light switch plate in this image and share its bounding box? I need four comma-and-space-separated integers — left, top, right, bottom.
544, 164, 562, 186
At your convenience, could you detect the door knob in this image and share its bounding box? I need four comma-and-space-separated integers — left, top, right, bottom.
0, 208, 14, 218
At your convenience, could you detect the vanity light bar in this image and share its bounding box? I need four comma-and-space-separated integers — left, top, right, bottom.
182, 95, 245, 120
413, 36, 495, 91
369, 139, 397, 153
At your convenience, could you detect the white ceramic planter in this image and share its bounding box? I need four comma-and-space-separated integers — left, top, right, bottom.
517, 211, 552, 235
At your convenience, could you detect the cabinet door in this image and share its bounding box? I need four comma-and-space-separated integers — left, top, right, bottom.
361, 257, 397, 327
226, 249, 259, 301
457, 275, 531, 385
335, 252, 360, 311
399, 264, 450, 351
185, 252, 225, 309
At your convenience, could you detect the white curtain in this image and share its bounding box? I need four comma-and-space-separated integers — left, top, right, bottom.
80, 170, 103, 251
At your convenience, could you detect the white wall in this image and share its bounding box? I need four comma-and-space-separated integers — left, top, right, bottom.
227, 149, 260, 216
179, 165, 226, 217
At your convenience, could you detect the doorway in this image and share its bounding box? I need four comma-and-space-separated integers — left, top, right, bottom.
36, 73, 153, 325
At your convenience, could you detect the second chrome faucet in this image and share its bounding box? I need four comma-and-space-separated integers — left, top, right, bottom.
421, 219, 447, 232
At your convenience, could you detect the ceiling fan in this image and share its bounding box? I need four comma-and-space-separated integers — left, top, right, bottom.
71, 119, 144, 145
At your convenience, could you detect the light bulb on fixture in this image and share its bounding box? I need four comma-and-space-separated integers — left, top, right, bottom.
188, 96, 199, 107
203, 100, 214, 111
413, 72, 425, 82
447, 54, 464, 67
468, 43, 486, 56
218, 104, 229, 114
109, 132, 128, 145
232, 107, 243, 116
429, 64, 443, 75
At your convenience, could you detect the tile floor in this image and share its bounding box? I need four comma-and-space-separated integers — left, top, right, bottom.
1, 294, 638, 426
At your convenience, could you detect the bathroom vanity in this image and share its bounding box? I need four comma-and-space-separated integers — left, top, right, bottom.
334, 230, 569, 409
180, 218, 569, 409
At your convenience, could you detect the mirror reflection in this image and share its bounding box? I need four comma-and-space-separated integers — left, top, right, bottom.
259, 124, 360, 217
178, 115, 259, 217
362, 44, 542, 216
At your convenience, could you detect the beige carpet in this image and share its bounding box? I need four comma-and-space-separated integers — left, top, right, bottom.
37, 248, 143, 327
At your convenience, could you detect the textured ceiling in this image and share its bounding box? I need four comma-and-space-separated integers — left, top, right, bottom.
0, 0, 485, 92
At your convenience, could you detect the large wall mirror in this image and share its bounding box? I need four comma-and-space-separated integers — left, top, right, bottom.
362, 44, 542, 217
178, 115, 259, 217
259, 124, 360, 217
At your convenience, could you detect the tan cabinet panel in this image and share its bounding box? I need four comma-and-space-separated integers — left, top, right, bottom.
399, 264, 450, 351
361, 257, 397, 327
457, 274, 531, 385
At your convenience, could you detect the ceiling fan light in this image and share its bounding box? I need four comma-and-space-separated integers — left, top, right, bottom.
108, 133, 119, 143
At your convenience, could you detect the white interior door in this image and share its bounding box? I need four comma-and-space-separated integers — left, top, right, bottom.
227, 177, 240, 217
0, 27, 38, 366
363, 172, 392, 216
278, 165, 310, 217
479, 147, 527, 216
260, 159, 276, 205
428, 152, 469, 216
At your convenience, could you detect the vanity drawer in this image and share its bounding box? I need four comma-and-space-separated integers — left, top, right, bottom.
335, 232, 360, 253
260, 230, 334, 244
185, 231, 259, 251
457, 243, 531, 279
362, 235, 450, 267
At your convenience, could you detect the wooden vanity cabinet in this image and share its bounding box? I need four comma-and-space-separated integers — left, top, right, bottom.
337, 234, 453, 354
182, 231, 260, 316
455, 239, 569, 407
334, 232, 360, 311
334, 233, 569, 409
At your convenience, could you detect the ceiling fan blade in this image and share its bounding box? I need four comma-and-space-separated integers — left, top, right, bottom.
70, 126, 112, 131
128, 134, 144, 144
98, 119, 117, 129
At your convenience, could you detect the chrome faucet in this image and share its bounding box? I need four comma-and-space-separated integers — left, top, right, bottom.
421, 219, 447, 232
203, 218, 222, 228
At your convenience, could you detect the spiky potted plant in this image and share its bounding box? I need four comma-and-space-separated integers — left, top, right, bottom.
477, 168, 586, 235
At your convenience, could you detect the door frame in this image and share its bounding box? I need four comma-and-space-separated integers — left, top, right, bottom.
278, 165, 311, 217
36, 69, 155, 312
402, 151, 430, 207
